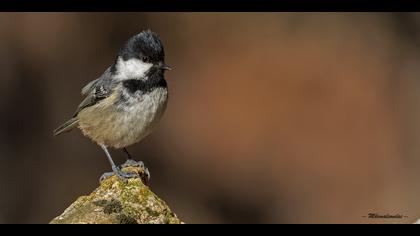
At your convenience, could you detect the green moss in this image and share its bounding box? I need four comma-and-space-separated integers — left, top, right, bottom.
121, 186, 139, 204
100, 176, 118, 189
50, 165, 183, 224
92, 199, 108, 207
117, 214, 138, 224
93, 199, 123, 214
145, 207, 161, 217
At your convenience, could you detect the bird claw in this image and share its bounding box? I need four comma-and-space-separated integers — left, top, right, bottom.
121, 159, 145, 168
99, 160, 150, 184
99, 167, 139, 183
121, 159, 150, 184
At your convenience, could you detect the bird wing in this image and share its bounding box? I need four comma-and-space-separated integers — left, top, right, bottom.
81, 79, 99, 96
73, 67, 116, 117
81, 67, 112, 95
53, 67, 118, 135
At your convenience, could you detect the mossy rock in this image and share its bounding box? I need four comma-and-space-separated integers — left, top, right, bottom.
50, 165, 183, 224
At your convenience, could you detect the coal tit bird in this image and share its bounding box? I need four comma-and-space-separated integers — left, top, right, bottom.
53, 29, 171, 181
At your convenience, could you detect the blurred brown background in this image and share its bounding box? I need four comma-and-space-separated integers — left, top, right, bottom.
1, 13, 420, 224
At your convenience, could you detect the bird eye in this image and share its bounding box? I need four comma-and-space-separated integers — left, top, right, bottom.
142, 56, 148, 62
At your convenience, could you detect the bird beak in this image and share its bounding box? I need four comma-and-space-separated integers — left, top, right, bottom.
160, 63, 172, 71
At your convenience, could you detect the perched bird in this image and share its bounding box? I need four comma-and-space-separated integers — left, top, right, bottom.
53, 30, 171, 180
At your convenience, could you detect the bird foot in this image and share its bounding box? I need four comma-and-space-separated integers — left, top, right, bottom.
99, 160, 150, 184
121, 159, 145, 168
99, 167, 139, 183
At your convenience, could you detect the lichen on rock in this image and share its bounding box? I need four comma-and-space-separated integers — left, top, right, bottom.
50, 164, 183, 224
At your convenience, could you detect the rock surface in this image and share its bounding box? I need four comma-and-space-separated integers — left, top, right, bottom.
50, 164, 183, 224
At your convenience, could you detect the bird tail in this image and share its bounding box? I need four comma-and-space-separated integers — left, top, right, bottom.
53, 117, 79, 136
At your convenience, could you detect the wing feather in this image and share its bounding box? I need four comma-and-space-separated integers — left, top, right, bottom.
54, 67, 116, 135
73, 67, 116, 117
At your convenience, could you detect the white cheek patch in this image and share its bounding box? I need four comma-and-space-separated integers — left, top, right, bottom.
114, 57, 152, 80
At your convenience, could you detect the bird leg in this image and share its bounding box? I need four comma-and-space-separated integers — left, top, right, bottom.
121, 147, 142, 167
120, 147, 150, 183
99, 144, 138, 182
